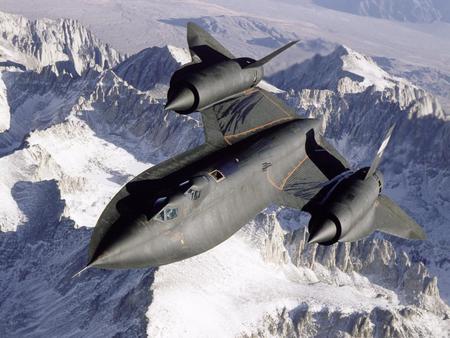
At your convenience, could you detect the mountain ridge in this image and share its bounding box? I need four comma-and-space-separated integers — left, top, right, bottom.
0, 11, 123, 74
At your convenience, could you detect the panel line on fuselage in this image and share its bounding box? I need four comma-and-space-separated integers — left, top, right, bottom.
266, 155, 309, 191
259, 89, 294, 118
216, 87, 298, 144
223, 116, 295, 144
243, 88, 259, 96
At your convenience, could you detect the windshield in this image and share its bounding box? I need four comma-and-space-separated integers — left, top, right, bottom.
185, 187, 201, 200
156, 206, 179, 221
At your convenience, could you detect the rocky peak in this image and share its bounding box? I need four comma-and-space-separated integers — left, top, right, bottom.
272, 44, 447, 122
252, 208, 449, 317
0, 11, 123, 74
242, 303, 447, 337
271, 44, 407, 95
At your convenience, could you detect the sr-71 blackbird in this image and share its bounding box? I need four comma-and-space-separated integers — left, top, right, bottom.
79, 23, 425, 272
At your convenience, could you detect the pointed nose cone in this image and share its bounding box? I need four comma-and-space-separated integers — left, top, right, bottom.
165, 87, 195, 112
88, 216, 152, 270
307, 219, 337, 244
89, 251, 122, 270
87, 178, 171, 270
89, 241, 142, 270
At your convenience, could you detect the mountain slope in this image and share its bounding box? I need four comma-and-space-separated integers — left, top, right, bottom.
0, 11, 123, 74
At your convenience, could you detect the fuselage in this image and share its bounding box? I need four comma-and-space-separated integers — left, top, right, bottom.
89, 118, 320, 269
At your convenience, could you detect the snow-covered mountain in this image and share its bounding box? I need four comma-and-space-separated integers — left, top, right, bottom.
0, 10, 449, 338
0, 11, 123, 74
372, 55, 450, 113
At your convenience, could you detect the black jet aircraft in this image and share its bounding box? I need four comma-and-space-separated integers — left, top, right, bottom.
79, 23, 425, 273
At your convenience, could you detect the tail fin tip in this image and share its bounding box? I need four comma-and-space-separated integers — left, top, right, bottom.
246, 40, 299, 68
365, 123, 396, 179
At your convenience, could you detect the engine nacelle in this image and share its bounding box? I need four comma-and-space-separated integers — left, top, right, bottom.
307, 168, 383, 245
166, 58, 264, 114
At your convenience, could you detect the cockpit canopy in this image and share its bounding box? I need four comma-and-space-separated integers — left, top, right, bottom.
153, 175, 208, 222
185, 186, 201, 200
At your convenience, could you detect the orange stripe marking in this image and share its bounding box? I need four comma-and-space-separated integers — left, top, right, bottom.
266, 156, 308, 191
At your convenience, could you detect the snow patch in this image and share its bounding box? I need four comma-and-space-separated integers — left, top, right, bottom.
257, 79, 285, 94
341, 46, 395, 90
26, 116, 149, 228
167, 45, 192, 65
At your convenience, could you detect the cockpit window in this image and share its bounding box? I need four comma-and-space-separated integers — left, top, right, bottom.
209, 169, 225, 182
165, 207, 178, 220
156, 210, 164, 221
185, 187, 201, 200
156, 207, 179, 221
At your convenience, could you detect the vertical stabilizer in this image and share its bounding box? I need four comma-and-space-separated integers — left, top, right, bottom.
187, 22, 235, 62
365, 124, 395, 179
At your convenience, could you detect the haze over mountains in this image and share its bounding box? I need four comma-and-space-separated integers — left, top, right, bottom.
0, 1, 449, 69
0, 4, 449, 338
315, 0, 450, 23
2, 0, 449, 110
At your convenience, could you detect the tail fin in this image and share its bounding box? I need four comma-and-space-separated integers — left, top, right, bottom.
305, 129, 350, 180
365, 124, 395, 179
187, 22, 234, 63
245, 41, 298, 68
375, 195, 426, 240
